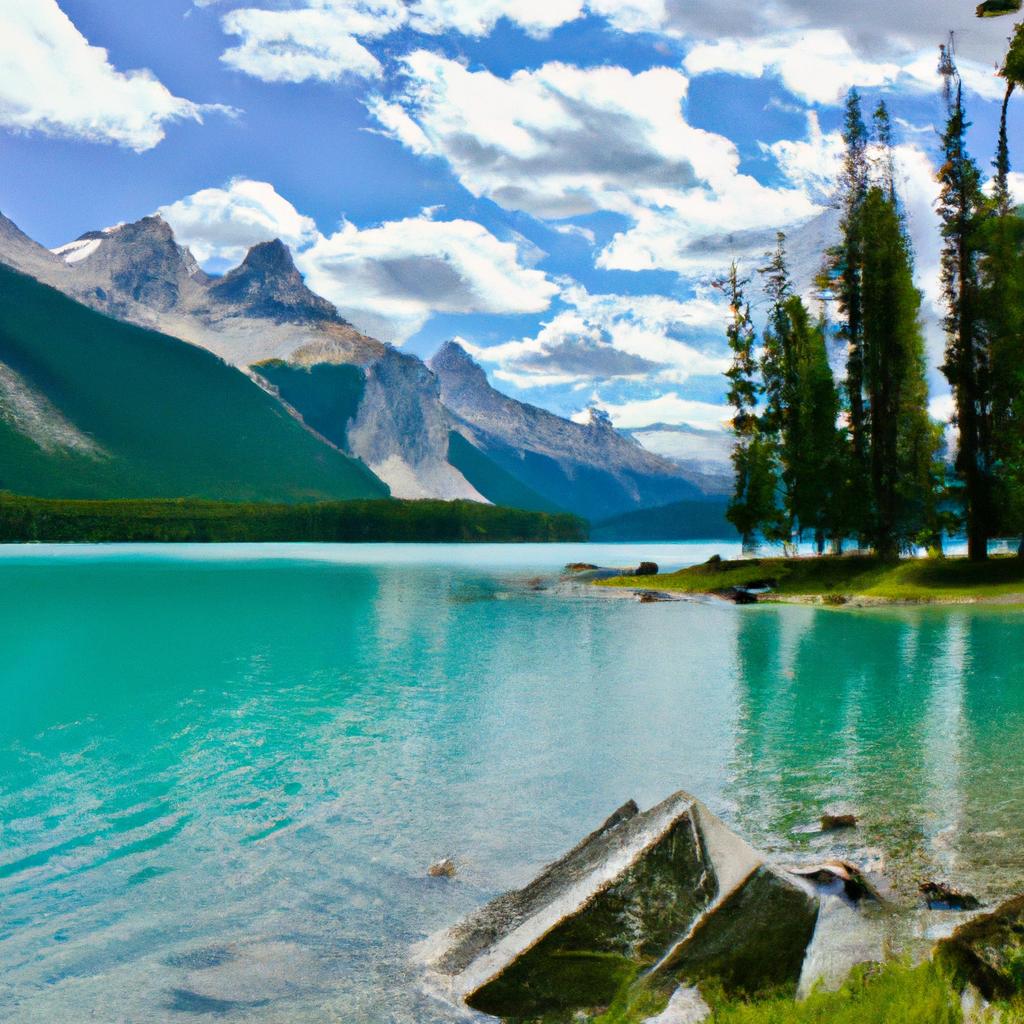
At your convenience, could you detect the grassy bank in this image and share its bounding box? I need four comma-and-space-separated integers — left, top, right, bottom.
599, 554, 1024, 604
0, 493, 587, 544
590, 960, 1019, 1024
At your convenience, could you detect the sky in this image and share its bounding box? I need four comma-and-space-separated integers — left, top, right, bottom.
1, 0, 1021, 432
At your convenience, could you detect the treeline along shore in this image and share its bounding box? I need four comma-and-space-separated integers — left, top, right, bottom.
0, 494, 587, 544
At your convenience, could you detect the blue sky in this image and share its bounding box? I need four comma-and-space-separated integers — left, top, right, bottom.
1, 0, 1021, 429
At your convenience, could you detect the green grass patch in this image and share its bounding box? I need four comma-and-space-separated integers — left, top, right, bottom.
600, 555, 1024, 604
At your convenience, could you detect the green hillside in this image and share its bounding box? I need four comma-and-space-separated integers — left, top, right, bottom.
0, 264, 387, 501
591, 498, 737, 540
447, 431, 565, 514
254, 360, 365, 450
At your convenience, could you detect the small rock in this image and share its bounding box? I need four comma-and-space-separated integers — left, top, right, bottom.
717, 587, 758, 605
820, 813, 858, 832
920, 880, 981, 911
642, 986, 710, 1024
565, 563, 599, 572
428, 858, 457, 879
637, 591, 672, 603
786, 860, 882, 903
525, 576, 546, 591
636, 561, 659, 576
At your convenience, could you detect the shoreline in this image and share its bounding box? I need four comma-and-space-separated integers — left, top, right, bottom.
591, 553, 1024, 608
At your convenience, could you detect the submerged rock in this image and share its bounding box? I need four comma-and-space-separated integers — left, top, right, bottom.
920, 880, 981, 911
428, 858, 457, 879
419, 792, 818, 1021
936, 894, 1024, 1000
820, 813, 858, 832
637, 591, 673, 604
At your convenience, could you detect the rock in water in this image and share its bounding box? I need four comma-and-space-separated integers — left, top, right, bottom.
428, 858, 457, 879
820, 813, 858, 832
418, 792, 818, 1020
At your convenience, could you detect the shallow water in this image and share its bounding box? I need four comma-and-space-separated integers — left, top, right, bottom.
2, 542, 1024, 1022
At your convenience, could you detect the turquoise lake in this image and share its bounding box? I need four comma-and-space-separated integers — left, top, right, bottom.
3, 542, 1024, 1022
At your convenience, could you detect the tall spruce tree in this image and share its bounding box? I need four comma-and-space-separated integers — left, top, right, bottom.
938, 48, 994, 560
983, 23, 1024, 552
860, 181, 942, 556
720, 263, 782, 548
783, 297, 844, 552
758, 233, 796, 545
825, 90, 871, 544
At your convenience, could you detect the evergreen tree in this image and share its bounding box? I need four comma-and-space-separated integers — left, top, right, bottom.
983, 23, 1024, 553
758, 233, 796, 545
860, 185, 942, 556
825, 90, 871, 543
783, 297, 844, 552
938, 48, 994, 560
720, 263, 782, 548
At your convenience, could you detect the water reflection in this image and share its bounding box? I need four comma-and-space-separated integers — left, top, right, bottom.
727, 607, 1024, 900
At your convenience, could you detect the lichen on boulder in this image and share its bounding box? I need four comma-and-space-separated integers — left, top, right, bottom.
418, 792, 819, 1022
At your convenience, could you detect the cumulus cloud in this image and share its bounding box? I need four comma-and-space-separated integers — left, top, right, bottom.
159, 179, 318, 263
595, 0, 1013, 72
408, 0, 585, 38
215, 0, 587, 85
0, 0, 214, 151
684, 28, 1004, 105
296, 211, 559, 342
467, 283, 729, 390
370, 51, 822, 268
220, 1, 405, 82
573, 393, 733, 432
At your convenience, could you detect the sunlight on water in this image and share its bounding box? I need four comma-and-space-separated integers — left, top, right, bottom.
1, 544, 1023, 1021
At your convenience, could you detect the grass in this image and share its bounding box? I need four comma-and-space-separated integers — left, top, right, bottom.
579, 961, 967, 1024
599, 554, 1024, 604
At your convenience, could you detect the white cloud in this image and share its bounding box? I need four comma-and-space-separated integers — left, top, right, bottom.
408, 0, 584, 38
575, 393, 733, 431
0, 0, 213, 151
159, 179, 319, 263
220, 2, 405, 83
685, 28, 1005, 105
370, 51, 822, 265
467, 283, 729, 390
296, 211, 559, 342
767, 113, 844, 200
595, 0, 1014, 73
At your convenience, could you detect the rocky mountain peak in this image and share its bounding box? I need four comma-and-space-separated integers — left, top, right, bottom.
207, 238, 340, 324
430, 340, 489, 385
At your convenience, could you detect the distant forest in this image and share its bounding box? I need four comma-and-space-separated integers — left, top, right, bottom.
722, 26, 1024, 561
0, 495, 587, 544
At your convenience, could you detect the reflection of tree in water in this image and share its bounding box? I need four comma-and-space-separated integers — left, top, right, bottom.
723, 607, 1024, 899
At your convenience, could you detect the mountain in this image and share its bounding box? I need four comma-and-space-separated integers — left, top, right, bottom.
0, 262, 387, 501
429, 341, 707, 521
1, 212, 480, 500
0, 210, 726, 517
625, 423, 733, 496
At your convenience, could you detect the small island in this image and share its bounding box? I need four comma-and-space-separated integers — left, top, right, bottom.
599, 554, 1024, 606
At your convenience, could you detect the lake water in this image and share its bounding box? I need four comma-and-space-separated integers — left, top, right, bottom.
3, 542, 1024, 1022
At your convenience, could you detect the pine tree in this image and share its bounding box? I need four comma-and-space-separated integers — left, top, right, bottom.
783, 297, 844, 552
720, 263, 782, 548
758, 233, 796, 546
860, 185, 942, 556
825, 90, 871, 543
984, 23, 1024, 553
938, 49, 994, 560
